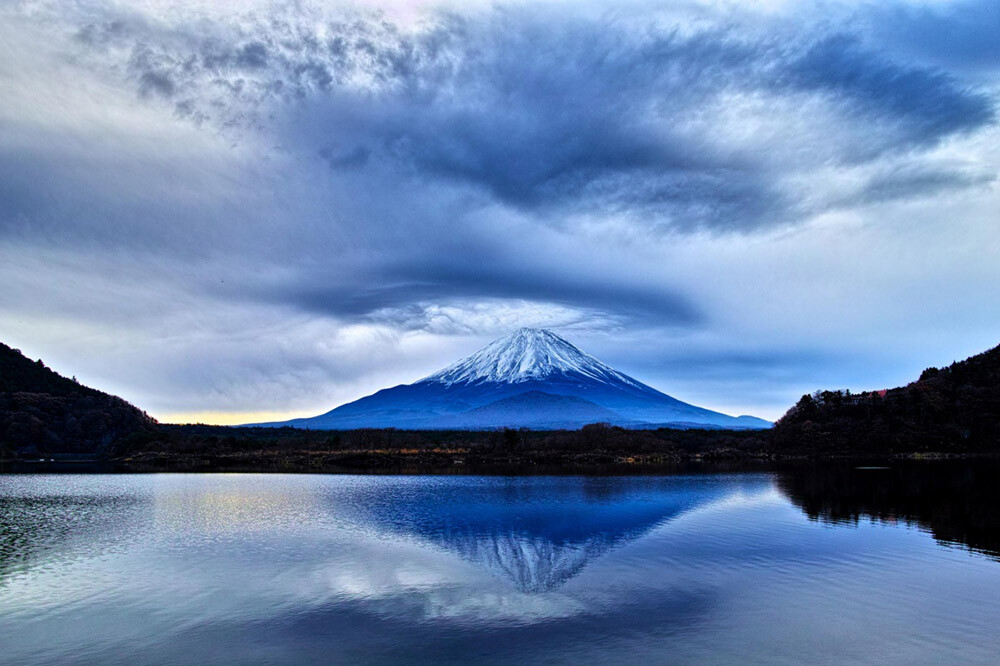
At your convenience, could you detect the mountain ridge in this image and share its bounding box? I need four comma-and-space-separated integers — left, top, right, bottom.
257, 328, 771, 430
0, 342, 156, 456
773, 341, 1000, 452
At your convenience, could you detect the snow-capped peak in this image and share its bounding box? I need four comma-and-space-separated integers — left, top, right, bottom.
422, 328, 642, 387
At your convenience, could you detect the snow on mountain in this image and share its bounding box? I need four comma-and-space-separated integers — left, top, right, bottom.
424, 328, 643, 388
253, 328, 772, 430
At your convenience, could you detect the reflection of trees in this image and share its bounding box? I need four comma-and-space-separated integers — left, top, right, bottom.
776, 462, 1000, 560
0, 492, 144, 584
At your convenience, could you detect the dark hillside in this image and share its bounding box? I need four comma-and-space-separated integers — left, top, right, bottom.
0, 343, 155, 457
773, 343, 1000, 454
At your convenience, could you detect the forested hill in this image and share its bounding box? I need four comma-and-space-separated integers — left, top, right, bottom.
772, 343, 1000, 454
0, 342, 155, 456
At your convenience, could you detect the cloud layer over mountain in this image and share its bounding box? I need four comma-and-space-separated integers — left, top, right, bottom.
1, 0, 997, 422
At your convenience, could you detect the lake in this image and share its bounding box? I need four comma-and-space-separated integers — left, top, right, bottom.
2, 463, 999, 664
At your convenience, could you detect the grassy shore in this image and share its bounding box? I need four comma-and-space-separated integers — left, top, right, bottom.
4, 422, 988, 474
107, 422, 774, 472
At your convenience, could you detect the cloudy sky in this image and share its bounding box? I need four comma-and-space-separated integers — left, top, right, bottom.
1, 0, 997, 423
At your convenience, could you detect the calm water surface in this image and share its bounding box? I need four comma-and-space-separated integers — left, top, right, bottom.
2, 464, 999, 664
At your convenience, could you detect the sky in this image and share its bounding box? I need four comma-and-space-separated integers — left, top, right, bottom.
1, 0, 997, 424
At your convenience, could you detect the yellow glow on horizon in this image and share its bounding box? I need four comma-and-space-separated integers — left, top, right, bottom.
156, 410, 315, 426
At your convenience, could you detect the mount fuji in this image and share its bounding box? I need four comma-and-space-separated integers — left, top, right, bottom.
258, 328, 770, 430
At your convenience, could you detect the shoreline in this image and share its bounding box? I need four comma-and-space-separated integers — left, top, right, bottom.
2, 448, 994, 475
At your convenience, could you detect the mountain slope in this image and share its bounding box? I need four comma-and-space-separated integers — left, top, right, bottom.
773, 342, 1000, 452
261, 328, 770, 430
0, 342, 156, 455
433, 391, 626, 430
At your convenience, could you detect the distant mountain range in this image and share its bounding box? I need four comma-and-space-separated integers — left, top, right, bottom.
256, 328, 771, 430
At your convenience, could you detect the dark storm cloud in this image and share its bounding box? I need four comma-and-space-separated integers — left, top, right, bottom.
853, 166, 997, 207
2, 0, 999, 420
75, 19, 128, 47
5, 0, 997, 327
319, 145, 370, 170
782, 34, 994, 153
861, 0, 1000, 75
235, 42, 269, 69
138, 70, 176, 98
69, 6, 995, 234
282, 268, 700, 327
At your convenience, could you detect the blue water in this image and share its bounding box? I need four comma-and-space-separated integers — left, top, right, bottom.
2, 468, 999, 664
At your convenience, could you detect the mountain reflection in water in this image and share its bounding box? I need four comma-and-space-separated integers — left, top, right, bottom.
2, 465, 1000, 665
343, 476, 756, 592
